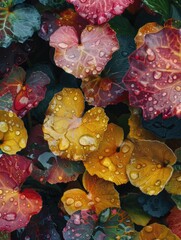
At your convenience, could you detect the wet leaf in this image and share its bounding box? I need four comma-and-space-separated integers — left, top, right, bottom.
66, 0, 134, 24
167, 207, 181, 238
121, 193, 151, 226
165, 169, 181, 195
50, 24, 119, 79
0, 66, 50, 117
39, 0, 65, 7
0, 154, 42, 232
61, 172, 120, 215
126, 139, 176, 195
123, 27, 181, 120
63, 209, 98, 240
143, 0, 170, 20
43, 88, 109, 161
84, 123, 134, 185
0, 0, 40, 48
93, 208, 135, 239
138, 191, 174, 218
81, 76, 127, 107
0, 110, 28, 154
139, 223, 180, 240
171, 195, 181, 210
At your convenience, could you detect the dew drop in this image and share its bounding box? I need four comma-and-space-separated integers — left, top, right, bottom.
3, 212, 17, 221
15, 131, 20, 136
79, 135, 96, 146
95, 197, 100, 202
58, 42, 68, 48
99, 51, 105, 57
8, 112, 14, 118
155, 180, 161, 186
59, 138, 70, 151
176, 176, 181, 182
0, 121, 9, 133
74, 201, 82, 208
3, 145, 11, 152
153, 71, 162, 79
121, 145, 130, 153
146, 48, 155, 61
66, 198, 74, 205
144, 225, 153, 233
19, 138, 26, 148
175, 86, 181, 92
130, 171, 139, 180
0, 190, 3, 194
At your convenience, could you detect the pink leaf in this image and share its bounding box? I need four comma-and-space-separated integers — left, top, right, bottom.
0, 154, 42, 232
123, 27, 181, 119
0, 66, 50, 117
50, 24, 119, 79
66, 0, 134, 24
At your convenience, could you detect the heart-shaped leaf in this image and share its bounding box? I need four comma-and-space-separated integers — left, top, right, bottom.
66, 0, 134, 24
123, 27, 181, 119
0, 154, 42, 232
0, 66, 50, 117
50, 24, 119, 79
0, 0, 40, 48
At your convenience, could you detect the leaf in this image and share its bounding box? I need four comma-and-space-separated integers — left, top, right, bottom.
61, 171, 120, 215
81, 76, 127, 107
0, 232, 10, 240
126, 139, 177, 195
66, 0, 134, 24
121, 193, 151, 226
165, 169, 181, 195
171, 195, 181, 210
39, 0, 65, 7
139, 223, 180, 240
0, 1, 40, 48
43, 88, 109, 161
138, 191, 174, 218
123, 27, 181, 120
93, 208, 135, 239
84, 123, 134, 185
0, 110, 28, 154
0, 66, 50, 117
49, 24, 119, 79
142, 115, 181, 139
167, 207, 181, 238
63, 209, 98, 240
143, 0, 170, 20
0, 154, 42, 232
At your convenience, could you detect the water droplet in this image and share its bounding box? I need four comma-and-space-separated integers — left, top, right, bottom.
79, 135, 96, 146
87, 26, 93, 32
3, 145, 11, 152
153, 71, 162, 79
10, 197, 14, 202
66, 198, 74, 206
73, 96, 78, 101
130, 171, 139, 180
144, 225, 153, 233
20, 195, 26, 200
15, 131, 20, 136
74, 201, 82, 208
157, 164, 162, 169
59, 138, 70, 151
0, 190, 3, 194
95, 197, 100, 202
121, 51, 128, 57
3, 213, 17, 221
19, 138, 26, 148
146, 48, 155, 61
162, 92, 167, 97
176, 176, 181, 182
121, 145, 130, 153
99, 51, 105, 58
175, 86, 181, 92
0, 121, 9, 133
155, 180, 161, 186
58, 42, 68, 48
148, 107, 153, 112
8, 112, 14, 118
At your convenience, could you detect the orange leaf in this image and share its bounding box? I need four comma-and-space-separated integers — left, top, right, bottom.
84, 123, 134, 185
139, 223, 180, 240
61, 171, 120, 215
43, 88, 108, 160
126, 140, 176, 195
0, 110, 28, 154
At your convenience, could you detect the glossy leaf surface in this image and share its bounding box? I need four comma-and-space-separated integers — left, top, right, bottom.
50, 24, 119, 79
123, 27, 181, 120
0, 154, 42, 232
66, 0, 134, 24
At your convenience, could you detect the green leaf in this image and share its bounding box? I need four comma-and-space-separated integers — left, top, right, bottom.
143, 0, 171, 20
172, 0, 181, 8
0, 1, 40, 48
170, 3, 181, 20
39, 0, 65, 8
93, 208, 135, 240
171, 195, 181, 210
0, 232, 10, 240
121, 193, 151, 226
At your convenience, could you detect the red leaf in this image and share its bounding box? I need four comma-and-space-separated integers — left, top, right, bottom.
81, 76, 127, 107
0, 66, 50, 117
50, 24, 119, 79
167, 207, 181, 238
0, 154, 42, 232
66, 0, 134, 24
123, 27, 181, 119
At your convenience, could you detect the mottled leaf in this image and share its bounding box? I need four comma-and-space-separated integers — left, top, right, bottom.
121, 193, 151, 226
0, 154, 42, 232
93, 208, 135, 239
50, 24, 119, 79
66, 0, 134, 24
123, 27, 181, 119
63, 209, 98, 240
0, 0, 40, 48
0, 66, 50, 117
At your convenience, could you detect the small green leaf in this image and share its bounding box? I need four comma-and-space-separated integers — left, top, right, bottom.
121, 193, 151, 226
0, 232, 11, 240
143, 0, 171, 20
0, 1, 40, 48
171, 195, 181, 210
